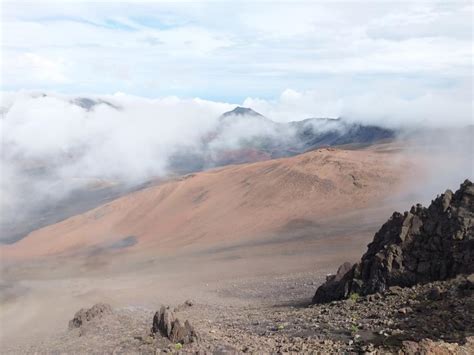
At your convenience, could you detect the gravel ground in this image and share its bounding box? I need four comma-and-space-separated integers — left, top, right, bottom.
4, 273, 473, 354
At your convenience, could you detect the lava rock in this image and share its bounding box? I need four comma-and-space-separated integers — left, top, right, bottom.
68, 303, 113, 329
313, 180, 474, 304
152, 306, 199, 344
427, 287, 443, 301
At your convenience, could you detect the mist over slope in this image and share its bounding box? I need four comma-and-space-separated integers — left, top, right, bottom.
0, 92, 396, 244
2, 147, 407, 261
168, 106, 395, 172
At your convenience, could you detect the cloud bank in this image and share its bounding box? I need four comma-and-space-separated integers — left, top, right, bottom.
0, 90, 472, 243
0, 92, 231, 236
2, 1, 472, 103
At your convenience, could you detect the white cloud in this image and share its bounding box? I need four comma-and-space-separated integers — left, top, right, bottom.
243, 86, 473, 128
1, 1, 471, 101
0, 87, 472, 242
0, 92, 234, 228
3, 53, 68, 85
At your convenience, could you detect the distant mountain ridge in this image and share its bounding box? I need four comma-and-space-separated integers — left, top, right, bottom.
168, 106, 396, 173
72, 97, 121, 111
220, 107, 395, 150
0, 98, 396, 244
221, 106, 264, 118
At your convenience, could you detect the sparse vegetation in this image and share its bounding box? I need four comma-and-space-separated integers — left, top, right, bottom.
351, 324, 359, 334
349, 293, 360, 302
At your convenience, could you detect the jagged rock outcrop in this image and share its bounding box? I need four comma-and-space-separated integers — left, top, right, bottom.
313, 179, 474, 303
152, 306, 199, 344
68, 303, 113, 329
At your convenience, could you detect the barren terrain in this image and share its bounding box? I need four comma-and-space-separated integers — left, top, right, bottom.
1, 142, 465, 352
2, 146, 409, 260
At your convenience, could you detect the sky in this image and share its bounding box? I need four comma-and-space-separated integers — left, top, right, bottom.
0, 1, 473, 241
0, 0, 473, 122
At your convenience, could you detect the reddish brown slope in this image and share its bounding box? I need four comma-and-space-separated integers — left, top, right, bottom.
2, 148, 409, 260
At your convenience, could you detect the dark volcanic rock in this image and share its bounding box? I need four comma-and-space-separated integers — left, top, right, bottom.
68, 303, 113, 329
313, 262, 354, 303
169, 319, 198, 344
313, 179, 474, 303
152, 306, 199, 344
427, 286, 443, 301
152, 306, 175, 338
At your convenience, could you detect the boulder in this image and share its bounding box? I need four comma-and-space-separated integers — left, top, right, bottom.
68, 303, 113, 329
427, 286, 443, 301
313, 179, 474, 303
152, 306, 175, 338
152, 306, 199, 344
313, 262, 354, 303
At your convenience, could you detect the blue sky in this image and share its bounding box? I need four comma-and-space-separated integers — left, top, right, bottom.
1, 0, 472, 123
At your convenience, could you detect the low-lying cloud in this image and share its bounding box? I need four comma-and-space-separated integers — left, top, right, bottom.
244, 86, 473, 128
0, 90, 472, 243
1, 92, 232, 238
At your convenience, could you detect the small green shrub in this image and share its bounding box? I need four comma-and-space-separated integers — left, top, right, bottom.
349, 292, 360, 302
351, 324, 359, 333
175, 343, 183, 350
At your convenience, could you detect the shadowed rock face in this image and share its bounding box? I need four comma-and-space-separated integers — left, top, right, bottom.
313, 179, 474, 303
152, 306, 199, 344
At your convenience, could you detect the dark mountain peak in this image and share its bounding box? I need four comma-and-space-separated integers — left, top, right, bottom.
221, 106, 264, 118
71, 97, 121, 111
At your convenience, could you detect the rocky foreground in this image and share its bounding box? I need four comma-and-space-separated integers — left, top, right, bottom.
5, 180, 474, 354
12, 273, 473, 354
